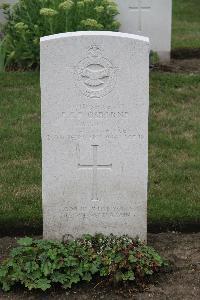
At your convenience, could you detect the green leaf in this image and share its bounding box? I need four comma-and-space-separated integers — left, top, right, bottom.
128, 254, 137, 263
100, 266, 109, 277
41, 261, 52, 276
47, 248, 57, 260
64, 256, 78, 267
2, 281, 11, 292
35, 278, 51, 291
0, 267, 8, 279
90, 264, 99, 275
82, 234, 92, 241
11, 247, 24, 257
62, 281, 72, 289
70, 274, 80, 284
82, 272, 92, 282
18, 237, 33, 247
121, 271, 135, 281
51, 272, 67, 284
145, 269, 153, 275
114, 253, 124, 263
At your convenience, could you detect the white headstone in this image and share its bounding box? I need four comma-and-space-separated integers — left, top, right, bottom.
0, 0, 17, 25
115, 0, 172, 62
41, 32, 149, 241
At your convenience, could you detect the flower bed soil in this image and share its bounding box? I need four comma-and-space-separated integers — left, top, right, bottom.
154, 58, 200, 74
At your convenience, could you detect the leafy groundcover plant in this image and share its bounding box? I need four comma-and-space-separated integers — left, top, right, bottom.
0, 234, 167, 292
0, 0, 120, 69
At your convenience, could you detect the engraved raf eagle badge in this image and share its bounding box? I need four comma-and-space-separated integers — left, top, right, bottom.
75, 45, 117, 98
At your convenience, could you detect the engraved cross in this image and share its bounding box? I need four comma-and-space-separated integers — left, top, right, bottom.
129, 0, 151, 32
78, 145, 112, 201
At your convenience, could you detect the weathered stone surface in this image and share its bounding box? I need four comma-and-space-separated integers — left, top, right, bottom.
41, 32, 149, 241
115, 0, 172, 62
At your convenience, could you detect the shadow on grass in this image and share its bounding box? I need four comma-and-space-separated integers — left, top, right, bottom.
0, 221, 200, 237
171, 48, 200, 59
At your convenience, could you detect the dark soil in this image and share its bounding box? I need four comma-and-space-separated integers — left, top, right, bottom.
153, 58, 200, 74
171, 48, 200, 60
1, 221, 200, 238
0, 232, 199, 300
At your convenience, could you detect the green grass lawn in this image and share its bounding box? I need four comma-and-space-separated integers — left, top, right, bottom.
0, 73, 41, 231
172, 0, 200, 49
0, 72, 200, 232
149, 72, 200, 224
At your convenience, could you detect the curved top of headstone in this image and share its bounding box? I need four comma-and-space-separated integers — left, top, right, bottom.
40, 31, 149, 44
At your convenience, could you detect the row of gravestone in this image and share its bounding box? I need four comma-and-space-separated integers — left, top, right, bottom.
1, 2, 166, 242
0, 0, 172, 62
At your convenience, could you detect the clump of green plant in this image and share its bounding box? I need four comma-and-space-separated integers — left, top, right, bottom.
0, 0, 120, 69
0, 234, 167, 292
150, 50, 160, 66
0, 40, 6, 72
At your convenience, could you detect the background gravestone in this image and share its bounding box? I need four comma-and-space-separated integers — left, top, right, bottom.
115, 0, 172, 62
41, 32, 149, 241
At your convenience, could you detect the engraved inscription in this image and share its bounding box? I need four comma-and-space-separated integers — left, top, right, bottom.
78, 145, 112, 201
64, 103, 129, 119
129, 0, 151, 32
47, 205, 135, 220
45, 129, 140, 142
75, 45, 117, 98
64, 206, 134, 219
